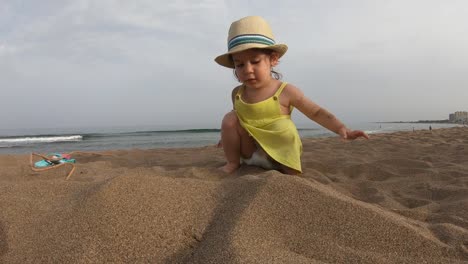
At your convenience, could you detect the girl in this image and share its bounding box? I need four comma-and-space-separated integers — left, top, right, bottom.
215, 16, 369, 174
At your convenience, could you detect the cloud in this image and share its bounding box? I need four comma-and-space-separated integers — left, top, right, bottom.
1, 1, 467, 130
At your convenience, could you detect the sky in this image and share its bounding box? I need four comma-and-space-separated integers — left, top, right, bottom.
1, 0, 467, 131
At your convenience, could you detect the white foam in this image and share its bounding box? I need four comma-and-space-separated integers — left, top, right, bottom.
0, 135, 83, 144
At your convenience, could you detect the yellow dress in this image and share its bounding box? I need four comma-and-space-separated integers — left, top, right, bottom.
234, 82, 303, 172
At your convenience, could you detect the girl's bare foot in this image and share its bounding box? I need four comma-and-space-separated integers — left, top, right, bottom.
219, 162, 240, 173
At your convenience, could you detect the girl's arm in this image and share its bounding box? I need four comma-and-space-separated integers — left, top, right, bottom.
284, 84, 369, 140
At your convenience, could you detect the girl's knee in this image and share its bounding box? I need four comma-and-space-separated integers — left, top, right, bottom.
221, 111, 240, 130
221, 111, 250, 140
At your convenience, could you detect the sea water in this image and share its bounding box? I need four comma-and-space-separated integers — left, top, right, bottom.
0, 122, 462, 154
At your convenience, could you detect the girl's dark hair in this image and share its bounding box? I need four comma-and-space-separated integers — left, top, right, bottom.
231, 48, 283, 81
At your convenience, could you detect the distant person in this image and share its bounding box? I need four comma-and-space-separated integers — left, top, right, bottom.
215, 16, 369, 174
429, 126, 432, 131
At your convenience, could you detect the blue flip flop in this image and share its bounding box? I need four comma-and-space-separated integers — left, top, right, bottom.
34, 153, 76, 168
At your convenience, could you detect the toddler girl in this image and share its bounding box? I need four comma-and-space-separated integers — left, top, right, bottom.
215, 16, 369, 174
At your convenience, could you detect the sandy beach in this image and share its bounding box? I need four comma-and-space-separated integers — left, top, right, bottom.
0, 127, 467, 263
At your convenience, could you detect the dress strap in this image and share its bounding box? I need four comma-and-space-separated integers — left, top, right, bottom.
272, 82, 293, 113
234, 85, 244, 100
274, 82, 288, 96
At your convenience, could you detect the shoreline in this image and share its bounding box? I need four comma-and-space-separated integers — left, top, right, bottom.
376, 120, 466, 124
0, 123, 464, 155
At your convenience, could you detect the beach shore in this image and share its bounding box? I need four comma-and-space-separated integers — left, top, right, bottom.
1, 127, 467, 263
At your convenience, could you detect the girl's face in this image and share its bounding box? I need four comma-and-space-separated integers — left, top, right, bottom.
232, 49, 279, 88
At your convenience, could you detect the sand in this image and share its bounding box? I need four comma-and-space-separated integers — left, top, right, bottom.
0, 127, 467, 263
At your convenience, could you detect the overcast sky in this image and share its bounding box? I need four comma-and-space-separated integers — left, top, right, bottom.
1, 0, 467, 131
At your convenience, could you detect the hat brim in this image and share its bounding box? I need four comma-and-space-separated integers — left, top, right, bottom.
215, 43, 288, 68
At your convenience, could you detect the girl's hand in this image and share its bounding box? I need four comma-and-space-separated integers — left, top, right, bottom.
338, 127, 369, 140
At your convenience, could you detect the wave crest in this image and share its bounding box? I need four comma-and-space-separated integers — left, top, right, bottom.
0, 135, 83, 146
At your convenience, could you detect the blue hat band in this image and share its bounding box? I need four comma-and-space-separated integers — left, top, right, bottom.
228, 34, 275, 50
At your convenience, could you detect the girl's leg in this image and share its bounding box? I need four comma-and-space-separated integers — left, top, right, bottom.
279, 165, 301, 175
220, 111, 256, 173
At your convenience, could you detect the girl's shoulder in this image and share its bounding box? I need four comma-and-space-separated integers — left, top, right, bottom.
231, 84, 243, 94
280, 82, 307, 106
282, 81, 298, 90
230, 85, 244, 102
281, 82, 302, 96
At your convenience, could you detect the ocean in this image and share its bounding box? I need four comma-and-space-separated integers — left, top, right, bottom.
0, 122, 462, 154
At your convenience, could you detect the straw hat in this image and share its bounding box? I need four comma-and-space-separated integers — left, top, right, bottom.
215, 16, 288, 68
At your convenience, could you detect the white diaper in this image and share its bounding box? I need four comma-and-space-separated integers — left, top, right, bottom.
241, 151, 278, 170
